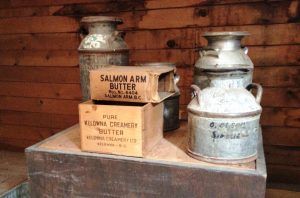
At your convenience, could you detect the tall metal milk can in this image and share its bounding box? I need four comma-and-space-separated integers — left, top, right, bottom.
138, 62, 180, 131
78, 16, 129, 101
187, 83, 263, 164
194, 32, 253, 89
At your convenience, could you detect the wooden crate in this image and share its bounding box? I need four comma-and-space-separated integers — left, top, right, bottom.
26, 122, 266, 198
79, 100, 163, 157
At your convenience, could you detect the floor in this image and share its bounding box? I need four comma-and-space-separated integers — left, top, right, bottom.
0, 150, 299, 197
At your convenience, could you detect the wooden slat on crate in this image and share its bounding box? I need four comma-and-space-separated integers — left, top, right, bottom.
253, 67, 300, 87
262, 88, 300, 108
0, 96, 80, 115
0, 66, 79, 83
0, 124, 58, 141
115, 1, 294, 30
0, 82, 81, 99
267, 164, 300, 185
0, 16, 78, 34
266, 188, 300, 198
261, 107, 300, 128
0, 50, 78, 66
262, 126, 300, 147
0, 33, 79, 50
0, 110, 78, 128
264, 145, 300, 166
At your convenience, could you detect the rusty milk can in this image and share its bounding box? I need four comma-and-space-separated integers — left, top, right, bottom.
78, 16, 129, 101
138, 62, 180, 131
187, 83, 263, 164
194, 31, 253, 89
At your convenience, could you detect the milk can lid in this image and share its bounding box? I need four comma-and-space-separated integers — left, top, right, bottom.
188, 84, 262, 117
81, 16, 123, 24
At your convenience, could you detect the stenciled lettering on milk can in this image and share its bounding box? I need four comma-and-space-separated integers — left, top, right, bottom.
78, 16, 129, 101
187, 84, 263, 164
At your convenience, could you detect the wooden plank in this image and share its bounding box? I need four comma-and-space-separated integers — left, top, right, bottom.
116, 1, 295, 30
262, 88, 300, 108
0, 5, 62, 18
248, 45, 300, 67
0, 96, 80, 115
262, 126, 300, 147
264, 145, 300, 166
0, 66, 79, 83
0, 33, 79, 50
0, 124, 59, 141
129, 49, 195, 66
254, 67, 300, 87
0, 138, 37, 151
9, 0, 110, 8
0, 50, 78, 66
125, 24, 300, 50
0, 16, 78, 34
266, 188, 300, 198
195, 23, 300, 47
267, 165, 300, 185
0, 110, 78, 129
52, 0, 275, 16
0, 82, 81, 99
261, 107, 300, 128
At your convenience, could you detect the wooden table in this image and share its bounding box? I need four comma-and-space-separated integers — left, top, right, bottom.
26, 121, 266, 197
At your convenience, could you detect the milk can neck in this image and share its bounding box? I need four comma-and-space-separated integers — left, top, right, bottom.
87, 22, 117, 34
206, 37, 242, 51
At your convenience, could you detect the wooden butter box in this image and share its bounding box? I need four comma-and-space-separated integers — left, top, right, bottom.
90, 65, 176, 103
79, 100, 163, 157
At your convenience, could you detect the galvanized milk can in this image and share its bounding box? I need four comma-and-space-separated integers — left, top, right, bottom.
78, 16, 129, 101
187, 83, 263, 164
194, 31, 253, 89
138, 62, 180, 131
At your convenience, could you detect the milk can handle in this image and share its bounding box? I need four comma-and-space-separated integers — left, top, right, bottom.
191, 84, 201, 105
247, 83, 263, 104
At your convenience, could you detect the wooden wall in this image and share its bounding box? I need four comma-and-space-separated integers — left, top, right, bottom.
0, 0, 299, 186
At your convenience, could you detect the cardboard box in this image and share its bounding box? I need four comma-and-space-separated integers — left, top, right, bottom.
79, 100, 163, 157
90, 65, 176, 103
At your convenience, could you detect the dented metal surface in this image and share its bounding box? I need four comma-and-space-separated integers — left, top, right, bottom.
194, 31, 253, 89
78, 16, 129, 101
187, 84, 263, 164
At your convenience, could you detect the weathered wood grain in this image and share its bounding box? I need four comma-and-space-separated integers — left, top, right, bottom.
0, 5, 62, 18
0, 33, 79, 50
262, 126, 300, 147
0, 66, 80, 83
253, 67, 300, 87
0, 16, 78, 34
266, 188, 300, 198
267, 164, 300, 185
0, 138, 37, 151
264, 145, 300, 166
0, 82, 81, 99
115, 1, 295, 30
0, 110, 78, 129
0, 50, 78, 66
0, 96, 80, 115
261, 107, 300, 128
0, 124, 59, 141
126, 23, 300, 50
262, 88, 300, 108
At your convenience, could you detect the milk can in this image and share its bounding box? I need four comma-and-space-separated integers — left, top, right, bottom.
138, 62, 180, 131
78, 16, 129, 101
194, 31, 253, 89
187, 83, 263, 164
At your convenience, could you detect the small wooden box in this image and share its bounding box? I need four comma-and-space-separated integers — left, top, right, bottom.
90, 65, 176, 103
79, 100, 163, 157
